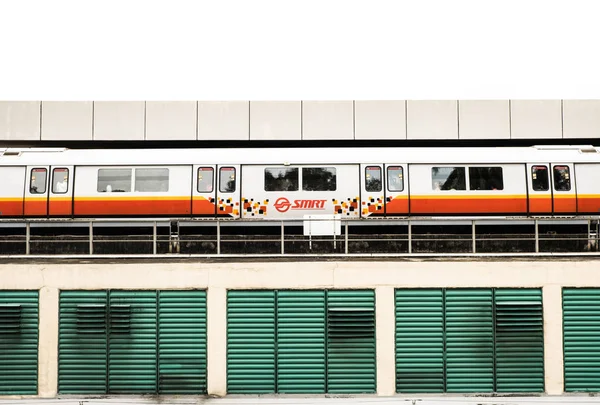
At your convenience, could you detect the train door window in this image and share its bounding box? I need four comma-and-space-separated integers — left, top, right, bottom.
52, 168, 69, 194
468, 167, 504, 190
302, 167, 336, 191
365, 166, 382, 192
135, 168, 169, 192
531, 165, 549, 191
30, 168, 47, 194
432, 167, 466, 190
387, 166, 404, 192
553, 165, 571, 191
97, 168, 132, 192
265, 167, 299, 191
219, 167, 236, 193
197, 167, 214, 193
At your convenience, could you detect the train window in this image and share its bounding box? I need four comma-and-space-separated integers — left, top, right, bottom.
302, 167, 336, 191
135, 168, 169, 192
432, 167, 466, 190
387, 166, 404, 192
265, 168, 299, 191
219, 167, 236, 193
197, 167, 214, 193
97, 168, 132, 192
30, 168, 47, 194
468, 167, 504, 191
365, 166, 382, 192
553, 165, 571, 191
52, 168, 69, 194
531, 165, 549, 191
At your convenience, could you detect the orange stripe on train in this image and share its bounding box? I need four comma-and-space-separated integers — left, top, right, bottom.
0, 200, 24, 216
410, 196, 528, 214
74, 198, 191, 215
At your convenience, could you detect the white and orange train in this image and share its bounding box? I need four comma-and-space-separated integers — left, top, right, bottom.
1, 145, 600, 219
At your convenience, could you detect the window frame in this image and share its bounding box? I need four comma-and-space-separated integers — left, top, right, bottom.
52, 168, 69, 194
365, 166, 382, 193
531, 165, 549, 192
219, 167, 236, 193
301, 167, 337, 192
134, 167, 170, 193
468, 166, 504, 191
197, 167, 214, 193
387, 166, 404, 192
97, 168, 133, 193
30, 168, 47, 194
431, 166, 467, 191
553, 165, 571, 192
264, 167, 299, 192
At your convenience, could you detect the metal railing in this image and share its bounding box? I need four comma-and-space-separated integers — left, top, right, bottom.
0, 216, 598, 257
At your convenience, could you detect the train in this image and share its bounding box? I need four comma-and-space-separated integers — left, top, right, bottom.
1, 145, 599, 220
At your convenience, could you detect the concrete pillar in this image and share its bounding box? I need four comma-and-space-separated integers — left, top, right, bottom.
38, 287, 59, 397
543, 285, 564, 394
207, 287, 227, 396
376, 286, 396, 396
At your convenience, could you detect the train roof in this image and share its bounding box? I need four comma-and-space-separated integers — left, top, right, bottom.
1, 145, 600, 166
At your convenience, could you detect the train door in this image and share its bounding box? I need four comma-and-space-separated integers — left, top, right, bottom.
192, 165, 217, 217
49, 166, 74, 217
384, 164, 409, 216
527, 163, 552, 214
551, 163, 576, 214
24, 166, 49, 217
216, 165, 241, 218
360, 164, 384, 217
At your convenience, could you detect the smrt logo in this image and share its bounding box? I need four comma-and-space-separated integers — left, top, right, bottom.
274, 197, 327, 213
274, 197, 292, 213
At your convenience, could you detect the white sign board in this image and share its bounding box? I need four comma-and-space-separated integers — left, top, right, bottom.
303, 214, 342, 236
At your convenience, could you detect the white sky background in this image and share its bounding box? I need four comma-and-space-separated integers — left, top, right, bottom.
0, 0, 599, 100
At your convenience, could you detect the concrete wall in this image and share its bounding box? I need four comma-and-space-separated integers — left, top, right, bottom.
2, 259, 599, 398
1, 100, 598, 141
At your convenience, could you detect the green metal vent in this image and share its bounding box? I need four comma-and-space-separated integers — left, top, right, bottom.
158, 290, 207, 394
227, 290, 276, 394
0, 291, 38, 395
327, 308, 375, 338
395, 289, 444, 393
0, 304, 21, 334
564, 288, 600, 392
107, 291, 157, 394
59, 291, 109, 394
60, 289, 207, 395
445, 289, 494, 393
76, 304, 106, 333
109, 305, 131, 334
326, 290, 376, 394
494, 289, 544, 393
395, 288, 544, 394
277, 290, 326, 394
226, 289, 376, 394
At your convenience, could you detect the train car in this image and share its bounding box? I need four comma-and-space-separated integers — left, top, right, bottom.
0, 145, 600, 219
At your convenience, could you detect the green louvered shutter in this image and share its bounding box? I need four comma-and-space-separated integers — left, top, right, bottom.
494, 289, 544, 392
395, 289, 445, 393
563, 288, 600, 392
108, 291, 157, 394
326, 290, 376, 394
227, 290, 276, 393
445, 289, 494, 393
58, 291, 108, 394
0, 291, 38, 395
158, 290, 207, 394
277, 290, 326, 393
